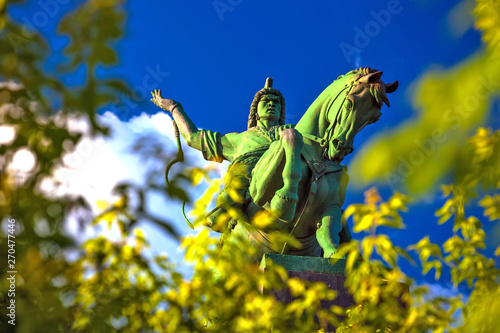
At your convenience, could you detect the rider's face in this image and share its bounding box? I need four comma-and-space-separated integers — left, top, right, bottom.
257, 94, 282, 122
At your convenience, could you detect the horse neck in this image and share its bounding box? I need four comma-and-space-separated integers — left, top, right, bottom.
294, 101, 330, 139
295, 80, 346, 146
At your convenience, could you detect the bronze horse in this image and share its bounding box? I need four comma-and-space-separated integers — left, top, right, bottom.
150, 68, 397, 261
228, 68, 398, 260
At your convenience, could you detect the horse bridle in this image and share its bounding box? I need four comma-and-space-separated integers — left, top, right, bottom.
280, 81, 358, 254
301, 81, 358, 152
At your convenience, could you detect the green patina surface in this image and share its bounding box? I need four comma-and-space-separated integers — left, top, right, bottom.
260, 253, 347, 275
151, 70, 398, 260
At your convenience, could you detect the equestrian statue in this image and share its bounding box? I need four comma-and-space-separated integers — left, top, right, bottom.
151, 67, 398, 261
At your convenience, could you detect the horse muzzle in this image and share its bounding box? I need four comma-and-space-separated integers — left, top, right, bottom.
327, 144, 354, 163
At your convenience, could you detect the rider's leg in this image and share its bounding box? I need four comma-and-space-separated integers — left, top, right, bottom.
275, 129, 303, 201
249, 141, 286, 207
250, 128, 303, 221
270, 129, 303, 220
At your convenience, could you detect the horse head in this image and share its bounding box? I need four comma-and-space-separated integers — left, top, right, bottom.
300, 68, 398, 163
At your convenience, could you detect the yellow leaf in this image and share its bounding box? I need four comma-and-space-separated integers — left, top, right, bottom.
345, 250, 359, 273
361, 237, 374, 259
287, 278, 305, 296
353, 214, 374, 233
227, 188, 244, 203
344, 204, 362, 219
191, 167, 205, 186
388, 192, 410, 211
114, 196, 126, 208
95, 199, 109, 211
252, 210, 276, 229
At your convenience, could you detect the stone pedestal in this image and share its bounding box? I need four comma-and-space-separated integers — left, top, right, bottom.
260, 253, 355, 308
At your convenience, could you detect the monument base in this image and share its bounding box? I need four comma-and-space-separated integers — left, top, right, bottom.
260, 253, 355, 308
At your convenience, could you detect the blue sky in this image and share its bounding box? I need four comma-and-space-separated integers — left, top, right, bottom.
115, 0, 480, 131
112, 0, 484, 287
11, 0, 487, 288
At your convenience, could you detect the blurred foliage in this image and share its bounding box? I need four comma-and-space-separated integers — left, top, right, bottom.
350, 0, 500, 195
474, 0, 500, 51
0, 0, 499, 332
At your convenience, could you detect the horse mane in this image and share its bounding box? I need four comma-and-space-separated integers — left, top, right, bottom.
293, 67, 398, 162
336, 67, 376, 81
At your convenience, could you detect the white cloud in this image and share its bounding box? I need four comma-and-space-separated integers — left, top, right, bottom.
414, 282, 468, 326
421, 282, 463, 300
55, 111, 228, 269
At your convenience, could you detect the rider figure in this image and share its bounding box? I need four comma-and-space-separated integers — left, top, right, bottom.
151, 78, 296, 232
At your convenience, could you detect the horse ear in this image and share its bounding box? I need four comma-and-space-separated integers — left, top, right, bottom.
365, 71, 383, 83
385, 80, 399, 93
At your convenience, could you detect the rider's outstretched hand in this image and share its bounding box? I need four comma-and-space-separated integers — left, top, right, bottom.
150, 89, 181, 112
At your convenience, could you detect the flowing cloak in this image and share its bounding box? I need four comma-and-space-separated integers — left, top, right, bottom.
189, 124, 294, 231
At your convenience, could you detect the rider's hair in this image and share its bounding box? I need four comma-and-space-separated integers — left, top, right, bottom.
247, 88, 286, 129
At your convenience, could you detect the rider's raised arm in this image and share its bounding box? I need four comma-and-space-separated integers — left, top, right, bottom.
188, 131, 240, 163
170, 104, 199, 143
150, 89, 198, 140
150, 89, 239, 163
